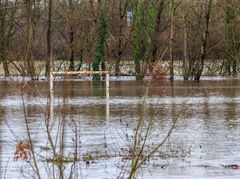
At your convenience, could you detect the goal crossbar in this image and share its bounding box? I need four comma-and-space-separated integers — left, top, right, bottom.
51, 71, 109, 75
49, 71, 110, 121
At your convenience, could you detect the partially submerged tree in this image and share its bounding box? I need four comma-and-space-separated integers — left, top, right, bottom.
134, 0, 156, 80
115, 0, 129, 76
222, 0, 240, 76
0, 0, 17, 76
68, 0, 75, 71
92, 2, 108, 80
151, 0, 165, 66
193, 0, 213, 81
46, 0, 52, 76
181, 0, 214, 81
134, 0, 143, 80
24, 0, 40, 78
144, 1, 155, 70
169, 0, 175, 81
182, 11, 189, 80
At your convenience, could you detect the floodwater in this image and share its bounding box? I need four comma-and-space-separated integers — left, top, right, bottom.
1, 77, 240, 179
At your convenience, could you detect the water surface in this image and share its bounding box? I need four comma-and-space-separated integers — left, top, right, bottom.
1, 77, 240, 178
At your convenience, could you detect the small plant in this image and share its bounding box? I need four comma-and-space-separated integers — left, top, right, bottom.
82, 153, 94, 165
46, 154, 79, 166
152, 63, 167, 80
14, 140, 31, 161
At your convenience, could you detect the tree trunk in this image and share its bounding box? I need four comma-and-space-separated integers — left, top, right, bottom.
224, 1, 237, 76
151, 0, 164, 65
183, 14, 188, 81
46, 0, 52, 76
194, 0, 212, 81
25, 0, 36, 78
69, 0, 74, 71
115, 0, 128, 76
115, 0, 123, 76
69, 26, 74, 70
3, 60, 9, 77
134, 0, 143, 80
26, 26, 35, 77
92, 7, 108, 80
169, 0, 174, 82
0, 0, 16, 77
115, 51, 122, 76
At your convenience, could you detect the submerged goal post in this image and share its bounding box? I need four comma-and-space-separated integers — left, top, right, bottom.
49, 71, 110, 121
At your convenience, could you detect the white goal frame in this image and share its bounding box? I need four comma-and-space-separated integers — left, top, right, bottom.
49, 71, 110, 121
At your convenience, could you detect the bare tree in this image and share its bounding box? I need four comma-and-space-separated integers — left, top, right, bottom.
68, 0, 75, 71
115, 0, 129, 76
194, 0, 213, 81
0, 0, 17, 76
182, 13, 189, 80
45, 0, 52, 76
222, 0, 239, 76
169, 0, 175, 81
151, 0, 165, 65
24, 0, 40, 78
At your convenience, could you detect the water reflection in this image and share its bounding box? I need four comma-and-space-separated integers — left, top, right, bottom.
0, 81, 7, 179
222, 80, 239, 128
0, 78, 240, 178
0, 106, 4, 179
203, 89, 210, 120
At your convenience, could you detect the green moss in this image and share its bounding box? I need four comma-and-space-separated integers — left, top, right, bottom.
92, 7, 108, 81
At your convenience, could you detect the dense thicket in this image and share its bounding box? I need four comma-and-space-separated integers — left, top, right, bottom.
0, 0, 240, 80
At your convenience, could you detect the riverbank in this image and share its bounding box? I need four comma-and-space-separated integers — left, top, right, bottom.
0, 60, 239, 78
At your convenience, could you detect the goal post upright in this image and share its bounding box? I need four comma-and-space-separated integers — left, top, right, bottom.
49, 72, 54, 121
49, 71, 110, 121
106, 72, 109, 121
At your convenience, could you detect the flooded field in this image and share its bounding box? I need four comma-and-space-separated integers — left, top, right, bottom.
1, 77, 240, 178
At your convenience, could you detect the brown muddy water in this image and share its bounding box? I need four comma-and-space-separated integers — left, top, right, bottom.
1, 76, 240, 179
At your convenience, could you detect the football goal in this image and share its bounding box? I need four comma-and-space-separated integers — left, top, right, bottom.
49, 71, 110, 121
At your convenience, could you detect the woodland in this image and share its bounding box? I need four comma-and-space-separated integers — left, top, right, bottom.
0, 0, 239, 81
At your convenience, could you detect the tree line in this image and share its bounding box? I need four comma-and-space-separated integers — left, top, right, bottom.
0, 0, 240, 81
